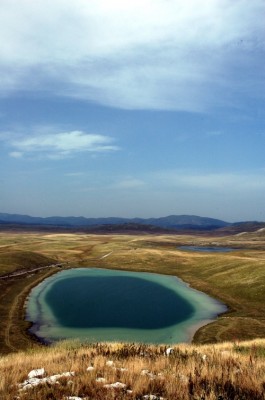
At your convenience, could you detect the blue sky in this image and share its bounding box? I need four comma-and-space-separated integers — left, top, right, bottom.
0, 0, 264, 222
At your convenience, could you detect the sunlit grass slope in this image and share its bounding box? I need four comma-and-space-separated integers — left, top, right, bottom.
1, 340, 265, 399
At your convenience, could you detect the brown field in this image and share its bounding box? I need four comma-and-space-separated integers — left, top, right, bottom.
0, 340, 265, 399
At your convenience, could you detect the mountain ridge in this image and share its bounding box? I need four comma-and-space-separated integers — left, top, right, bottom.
0, 212, 229, 229
1, 212, 265, 233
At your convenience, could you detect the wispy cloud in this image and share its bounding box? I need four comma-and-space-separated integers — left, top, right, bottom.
65, 172, 85, 177
9, 151, 23, 158
113, 178, 145, 189
152, 170, 265, 191
4, 130, 119, 159
0, 0, 264, 111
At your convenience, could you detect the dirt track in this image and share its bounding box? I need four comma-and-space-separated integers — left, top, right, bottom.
0, 263, 67, 280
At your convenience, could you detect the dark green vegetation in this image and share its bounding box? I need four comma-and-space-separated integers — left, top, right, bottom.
0, 228, 265, 353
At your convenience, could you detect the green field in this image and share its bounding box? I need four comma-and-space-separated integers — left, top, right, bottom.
0, 229, 265, 354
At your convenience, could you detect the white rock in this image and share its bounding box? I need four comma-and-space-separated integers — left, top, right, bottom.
64, 397, 83, 400
86, 366, 94, 371
140, 370, 156, 379
142, 395, 164, 400
141, 369, 150, 376
61, 371, 75, 377
166, 347, 174, 356
19, 371, 76, 390
28, 377, 42, 385
28, 368, 45, 379
201, 354, 207, 361
104, 381, 127, 389
20, 384, 34, 391
47, 374, 61, 383
106, 360, 114, 367
115, 367, 128, 372
96, 377, 106, 383
18, 377, 41, 388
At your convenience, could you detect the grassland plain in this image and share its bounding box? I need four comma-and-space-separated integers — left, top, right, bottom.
0, 230, 265, 399
0, 230, 265, 354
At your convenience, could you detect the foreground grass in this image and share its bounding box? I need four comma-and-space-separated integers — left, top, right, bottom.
0, 231, 265, 353
0, 340, 265, 399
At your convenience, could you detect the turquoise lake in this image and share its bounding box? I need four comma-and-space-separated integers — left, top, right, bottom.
26, 268, 226, 344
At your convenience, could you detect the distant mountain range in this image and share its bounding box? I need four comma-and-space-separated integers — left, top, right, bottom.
0, 213, 230, 230
1, 212, 265, 234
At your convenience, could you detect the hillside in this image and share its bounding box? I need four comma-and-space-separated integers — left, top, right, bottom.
216, 222, 265, 235
0, 222, 176, 235
1, 340, 265, 399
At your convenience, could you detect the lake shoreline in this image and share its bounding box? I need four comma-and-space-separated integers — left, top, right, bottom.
25, 267, 227, 345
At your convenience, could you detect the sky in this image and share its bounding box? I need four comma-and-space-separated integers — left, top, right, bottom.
0, 0, 265, 222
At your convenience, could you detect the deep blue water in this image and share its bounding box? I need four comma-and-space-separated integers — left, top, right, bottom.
45, 275, 193, 329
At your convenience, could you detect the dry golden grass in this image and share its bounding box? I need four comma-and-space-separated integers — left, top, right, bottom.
0, 340, 265, 399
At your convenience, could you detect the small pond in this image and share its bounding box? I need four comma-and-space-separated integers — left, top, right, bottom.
26, 268, 226, 344
178, 246, 234, 253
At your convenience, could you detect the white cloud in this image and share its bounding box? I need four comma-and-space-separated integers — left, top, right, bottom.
0, 0, 264, 111
5, 130, 118, 158
9, 151, 23, 158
